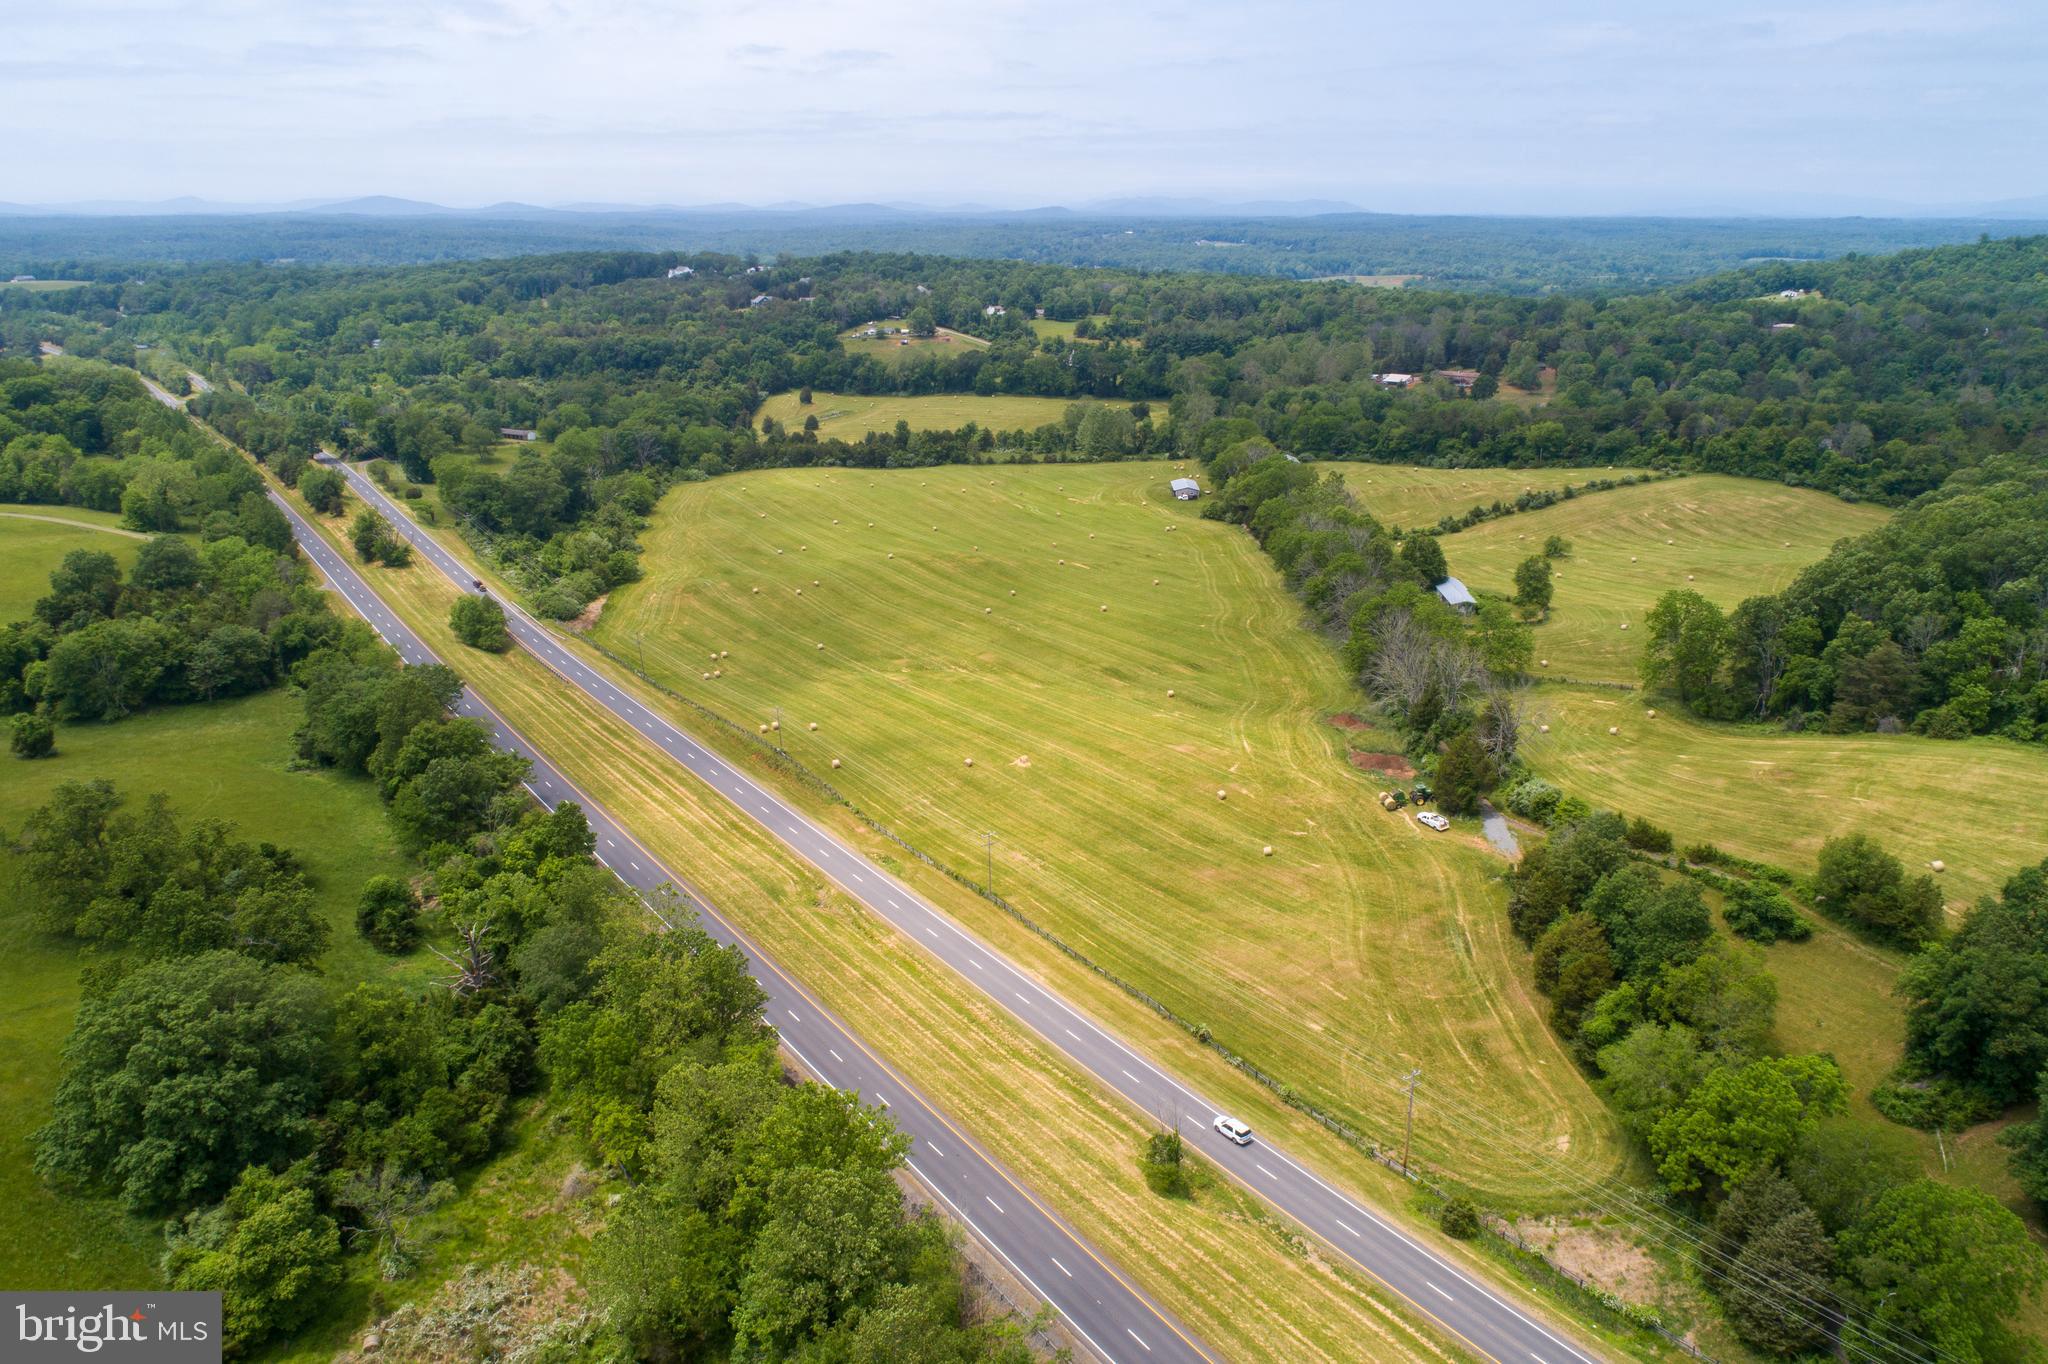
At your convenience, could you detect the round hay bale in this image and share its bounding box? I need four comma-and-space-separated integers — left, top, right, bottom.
752, 586, 760, 593
984, 607, 992, 614
812, 579, 820, 586
1608, 726, 1620, 735
1216, 788, 1228, 800
807, 721, 817, 731
1009, 589, 1016, 596
770, 720, 779, 731
887, 553, 894, 559
831, 758, 841, 769
799, 545, 807, 551
1058, 558, 1065, 565
1630, 556, 1638, 563
1540, 658, 1550, 667
721, 651, 729, 658
1647, 708, 1658, 718
1153, 578, 1160, 585
1686, 574, 1695, 581
794, 587, 802, 595
1100, 604, 1108, 612
711, 652, 720, 661
702, 672, 711, 680
713, 669, 721, 678
1666, 538, 1674, 545
1539, 723, 1551, 733
964, 757, 975, 767
759, 723, 769, 733
868, 521, 874, 527
1263, 845, 1274, 856
1088, 532, 1095, 539
816, 642, 825, 650
1167, 688, 1176, 697
1620, 622, 1630, 631
1931, 859, 1946, 872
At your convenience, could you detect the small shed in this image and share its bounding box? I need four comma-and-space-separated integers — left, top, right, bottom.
1170, 477, 1202, 501
1435, 577, 1477, 613
499, 427, 539, 442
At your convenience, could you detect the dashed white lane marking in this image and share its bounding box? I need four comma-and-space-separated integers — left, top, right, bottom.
1051, 1256, 1072, 1277
1015, 993, 1032, 1006
1427, 1282, 1453, 1302
927, 1141, 943, 1156
1336, 1218, 1360, 1237
1532, 1354, 1550, 1364
1121, 1070, 1142, 1084
1255, 1163, 1278, 1180
1127, 1327, 1151, 1352
850, 872, 863, 883
968, 959, 984, 971
874, 1094, 890, 1108
786, 1010, 799, 1022
1065, 1028, 1081, 1041
829, 1048, 843, 1062
985, 1196, 1005, 1215
887, 898, 901, 909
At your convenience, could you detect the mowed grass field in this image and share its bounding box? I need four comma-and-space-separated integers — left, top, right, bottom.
0, 689, 423, 1292
1521, 687, 2048, 914
0, 506, 146, 618
1440, 474, 1890, 682
755, 390, 1149, 439
839, 319, 991, 364
594, 460, 1624, 1201
1334, 465, 1610, 531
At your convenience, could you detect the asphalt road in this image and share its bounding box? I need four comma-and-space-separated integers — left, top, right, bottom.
268, 484, 1214, 1364
327, 456, 1606, 1364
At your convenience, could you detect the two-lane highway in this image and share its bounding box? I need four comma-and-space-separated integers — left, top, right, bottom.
330, 455, 1606, 1364
268, 484, 1214, 1364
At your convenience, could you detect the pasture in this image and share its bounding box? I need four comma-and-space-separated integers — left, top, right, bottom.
754, 389, 1150, 439
1334, 464, 1610, 530
1440, 475, 1890, 682
1028, 315, 1120, 343
1519, 686, 2048, 912
0, 506, 145, 619
839, 319, 990, 364
0, 689, 420, 1292
0, 279, 88, 292
594, 460, 1625, 1202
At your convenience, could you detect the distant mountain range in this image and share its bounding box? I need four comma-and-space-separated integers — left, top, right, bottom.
1, 193, 2044, 221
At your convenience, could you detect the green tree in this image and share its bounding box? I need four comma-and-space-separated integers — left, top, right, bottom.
162, 1165, 343, 1359
1788, 1116, 1919, 1235
1399, 533, 1449, 586
36, 952, 329, 1211
1512, 555, 1553, 616
132, 534, 202, 591
1433, 731, 1495, 815
1649, 1054, 1847, 1194
1902, 858, 2048, 1103
1597, 1022, 1708, 1141
1640, 589, 1729, 712
10, 709, 55, 758
1532, 912, 1616, 1034
1815, 832, 1942, 947
297, 464, 344, 516
356, 875, 422, 953
1840, 1180, 2046, 1364
1724, 1207, 1834, 1355
448, 594, 512, 652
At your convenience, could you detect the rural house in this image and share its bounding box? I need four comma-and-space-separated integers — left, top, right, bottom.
1170, 477, 1202, 500
1434, 577, 1477, 614
500, 427, 539, 442
1434, 368, 1480, 391
983, 304, 1007, 317
1372, 372, 1416, 387
666, 264, 694, 278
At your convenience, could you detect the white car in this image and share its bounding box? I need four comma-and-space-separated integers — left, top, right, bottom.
1213, 1114, 1253, 1146
1416, 811, 1451, 832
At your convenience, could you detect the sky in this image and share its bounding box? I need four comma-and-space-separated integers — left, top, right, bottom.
6, 1, 2046, 215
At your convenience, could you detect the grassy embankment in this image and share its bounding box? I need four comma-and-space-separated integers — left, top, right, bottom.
276, 465, 1653, 1364
1336, 464, 1611, 529
754, 390, 1152, 439
0, 505, 145, 617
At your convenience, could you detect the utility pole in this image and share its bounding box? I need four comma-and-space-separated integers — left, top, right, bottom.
772, 704, 784, 754
982, 830, 998, 896
633, 632, 646, 674
1400, 1068, 1422, 1176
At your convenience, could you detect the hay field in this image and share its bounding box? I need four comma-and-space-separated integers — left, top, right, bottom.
754, 390, 1147, 439
1333, 465, 1610, 530
1441, 475, 1890, 682
1520, 686, 2048, 912
0, 506, 145, 619
594, 460, 1624, 1201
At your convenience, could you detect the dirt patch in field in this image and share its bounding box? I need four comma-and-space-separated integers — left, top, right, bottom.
1347, 750, 1416, 780
1510, 1216, 1664, 1305
1326, 712, 1373, 731
564, 592, 608, 633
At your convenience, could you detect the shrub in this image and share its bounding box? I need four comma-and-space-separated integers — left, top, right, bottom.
1869, 1074, 1998, 1131
1722, 882, 1812, 944
1814, 833, 1942, 947
1140, 1129, 1191, 1198
298, 465, 344, 516
10, 710, 55, 759
402, 485, 423, 500
1624, 817, 1674, 854
1438, 1195, 1481, 1239
356, 875, 423, 953
449, 595, 512, 653
1504, 777, 1562, 823
1683, 841, 1724, 865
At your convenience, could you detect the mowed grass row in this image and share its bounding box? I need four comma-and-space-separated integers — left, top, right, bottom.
594, 461, 1625, 1200
1334, 464, 1611, 531
277, 475, 1506, 1364
1441, 475, 1891, 682
754, 390, 1151, 439
0, 688, 424, 1293
0, 505, 147, 618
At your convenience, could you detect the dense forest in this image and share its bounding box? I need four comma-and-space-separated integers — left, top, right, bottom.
2, 207, 2040, 290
